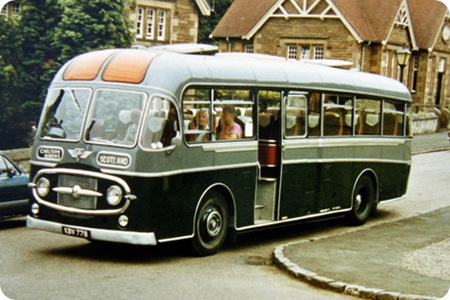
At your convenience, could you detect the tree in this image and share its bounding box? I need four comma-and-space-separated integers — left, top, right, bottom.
199, 0, 234, 44
53, 0, 134, 65
0, 0, 134, 150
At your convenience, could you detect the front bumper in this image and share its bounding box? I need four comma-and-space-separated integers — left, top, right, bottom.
27, 216, 157, 245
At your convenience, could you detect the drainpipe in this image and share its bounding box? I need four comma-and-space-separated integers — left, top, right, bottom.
360, 41, 371, 72
226, 37, 231, 52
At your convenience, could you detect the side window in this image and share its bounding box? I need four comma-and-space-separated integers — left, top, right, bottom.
323, 94, 354, 136
258, 90, 281, 140
307, 93, 321, 137
355, 98, 381, 135
0, 156, 7, 179
383, 101, 405, 136
215, 89, 254, 140
182, 88, 211, 143
141, 97, 179, 149
182, 88, 254, 142
285, 93, 306, 137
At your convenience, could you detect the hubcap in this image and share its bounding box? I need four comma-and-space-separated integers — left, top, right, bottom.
205, 209, 222, 237
355, 194, 363, 210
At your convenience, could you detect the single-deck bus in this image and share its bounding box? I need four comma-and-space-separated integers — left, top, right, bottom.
27, 47, 412, 255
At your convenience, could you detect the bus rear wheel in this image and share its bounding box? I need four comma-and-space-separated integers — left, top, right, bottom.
192, 191, 229, 256
348, 175, 375, 226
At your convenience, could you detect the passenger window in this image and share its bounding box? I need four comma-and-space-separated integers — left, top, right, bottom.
383, 101, 405, 136
141, 97, 179, 149
182, 88, 254, 142
285, 93, 306, 137
183, 88, 211, 143
323, 94, 353, 136
214, 89, 254, 140
258, 91, 281, 140
355, 98, 381, 135
307, 93, 321, 137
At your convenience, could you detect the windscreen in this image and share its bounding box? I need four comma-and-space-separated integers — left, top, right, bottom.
85, 89, 146, 146
39, 88, 91, 141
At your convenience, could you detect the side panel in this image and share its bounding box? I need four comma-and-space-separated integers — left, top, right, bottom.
279, 137, 411, 220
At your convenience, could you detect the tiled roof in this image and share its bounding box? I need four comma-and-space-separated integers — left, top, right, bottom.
332, 0, 402, 42
408, 0, 448, 49
211, 0, 278, 38
212, 0, 448, 49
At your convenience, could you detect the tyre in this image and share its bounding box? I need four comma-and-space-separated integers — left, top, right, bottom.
347, 175, 375, 226
191, 191, 229, 256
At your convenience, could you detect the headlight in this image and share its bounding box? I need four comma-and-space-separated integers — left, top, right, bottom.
36, 177, 50, 197
106, 185, 123, 206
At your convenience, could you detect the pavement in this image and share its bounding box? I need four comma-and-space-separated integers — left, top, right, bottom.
274, 131, 450, 300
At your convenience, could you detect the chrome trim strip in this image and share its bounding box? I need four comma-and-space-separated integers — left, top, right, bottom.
53, 187, 103, 198
379, 195, 406, 203
283, 158, 412, 165
30, 160, 58, 168
101, 162, 259, 178
284, 137, 410, 149
26, 216, 157, 245
31, 168, 135, 216
35, 199, 130, 216
235, 208, 352, 231
202, 141, 258, 153
158, 235, 193, 243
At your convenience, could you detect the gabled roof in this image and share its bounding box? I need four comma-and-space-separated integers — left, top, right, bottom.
332, 0, 403, 42
211, 0, 278, 38
195, 0, 212, 16
212, 0, 447, 50
408, 0, 448, 49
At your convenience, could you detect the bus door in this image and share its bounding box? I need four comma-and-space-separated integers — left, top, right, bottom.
278, 92, 320, 220
255, 91, 282, 223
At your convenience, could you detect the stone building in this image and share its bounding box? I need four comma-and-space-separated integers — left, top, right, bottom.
131, 0, 211, 47
211, 0, 450, 129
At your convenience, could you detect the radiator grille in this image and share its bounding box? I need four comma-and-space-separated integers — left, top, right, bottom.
57, 175, 98, 209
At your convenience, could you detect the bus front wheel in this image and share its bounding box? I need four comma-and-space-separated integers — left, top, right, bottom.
192, 192, 229, 256
348, 175, 375, 226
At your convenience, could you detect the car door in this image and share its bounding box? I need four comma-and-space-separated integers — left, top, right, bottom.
0, 155, 29, 213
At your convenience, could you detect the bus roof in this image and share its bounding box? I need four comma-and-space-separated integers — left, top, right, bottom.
56, 48, 412, 103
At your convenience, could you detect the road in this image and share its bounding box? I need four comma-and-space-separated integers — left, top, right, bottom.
1, 150, 448, 300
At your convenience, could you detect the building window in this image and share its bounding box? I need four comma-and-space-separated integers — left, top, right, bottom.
136, 7, 144, 38
157, 10, 166, 41
287, 44, 323, 60
287, 45, 297, 60
300, 46, 310, 59
136, 6, 168, 42
314, 46, 324, 60
245, 44, 254, 53
1, 1, 21, 18
146, 9, 155, 39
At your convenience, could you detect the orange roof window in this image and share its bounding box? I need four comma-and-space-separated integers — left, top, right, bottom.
102, 50, 158, 84
63, 49, 117, 81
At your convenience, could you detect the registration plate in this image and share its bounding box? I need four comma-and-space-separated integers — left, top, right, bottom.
62, 226, 91, 239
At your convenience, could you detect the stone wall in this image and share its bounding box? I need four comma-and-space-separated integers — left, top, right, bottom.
412, 113, 439, 135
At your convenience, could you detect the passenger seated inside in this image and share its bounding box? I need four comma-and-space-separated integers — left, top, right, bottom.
160, 108, 178, 147
116, 108, 141, 144
217, 105, 242, 140
187, 110, 210, 142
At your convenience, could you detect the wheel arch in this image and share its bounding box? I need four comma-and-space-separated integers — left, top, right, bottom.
194, 183, 236, 231
353, 168, 379, 206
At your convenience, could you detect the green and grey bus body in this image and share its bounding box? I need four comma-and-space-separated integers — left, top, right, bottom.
27, 49, 412, 254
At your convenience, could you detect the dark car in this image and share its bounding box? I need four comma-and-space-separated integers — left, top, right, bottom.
0, 152, 30, 218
